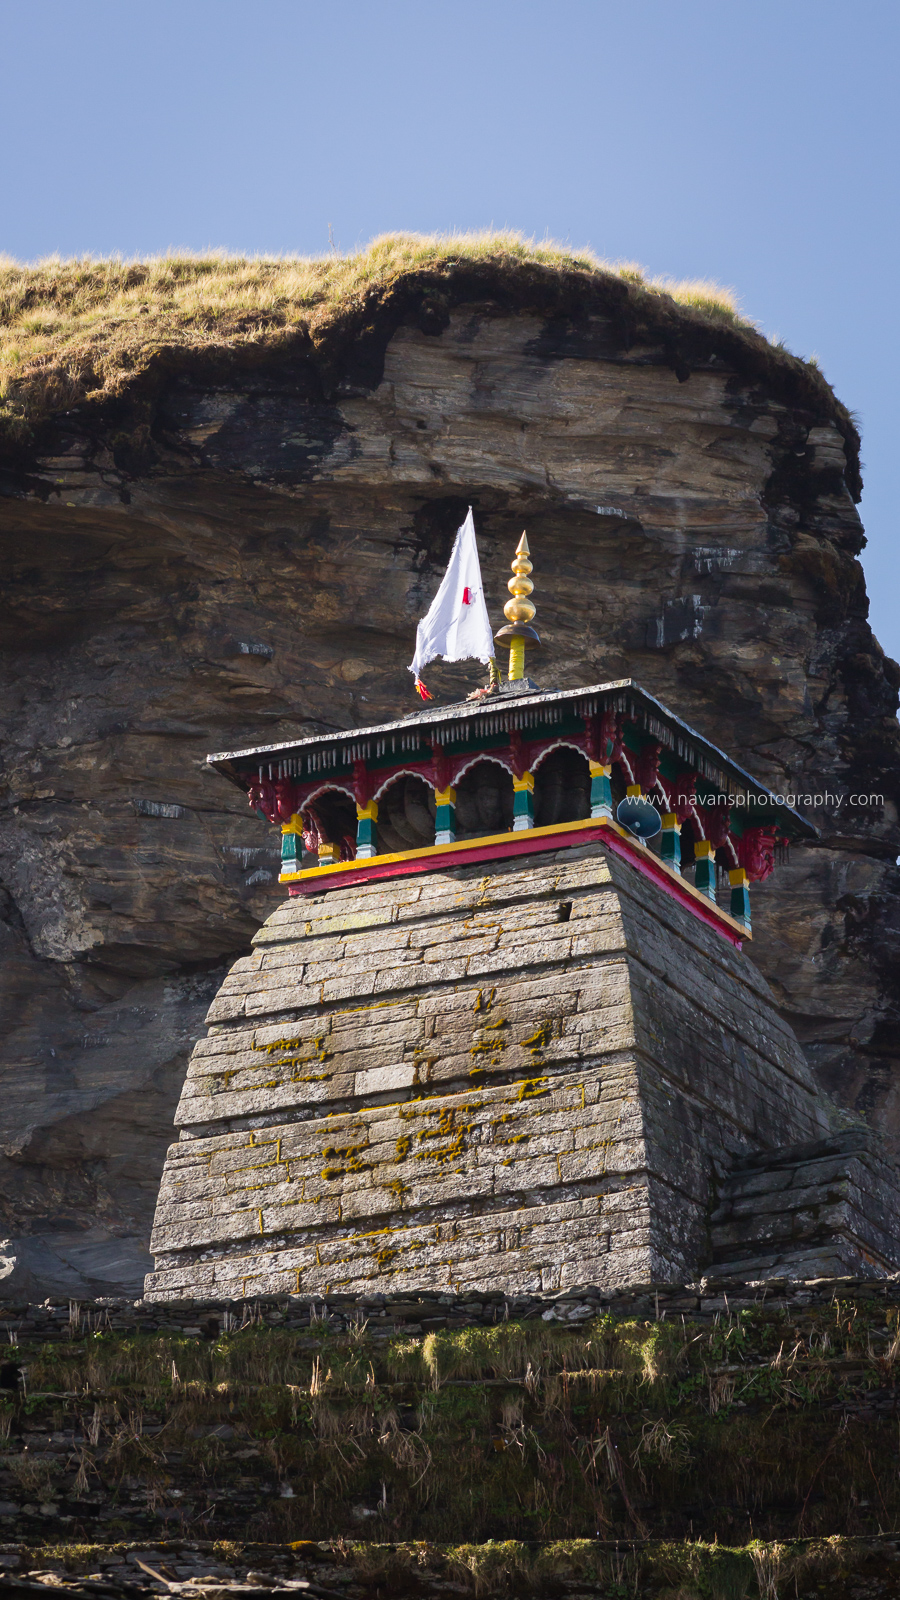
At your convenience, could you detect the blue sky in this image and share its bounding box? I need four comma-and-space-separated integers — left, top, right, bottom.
3, 0, 897, 661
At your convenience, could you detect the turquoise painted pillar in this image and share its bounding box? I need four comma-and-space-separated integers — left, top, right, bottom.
435, 786, 456, 845
729, 867, 751, 928
660, 812, 681, 871
694, 839, 716, 902
512, 771, 534, 831
356, 800, 378, 859
280, 814, 303, 878
589, 760, 613, 819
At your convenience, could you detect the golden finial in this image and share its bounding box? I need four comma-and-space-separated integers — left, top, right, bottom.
504, 533, 536, 627
493, 531, 542, 683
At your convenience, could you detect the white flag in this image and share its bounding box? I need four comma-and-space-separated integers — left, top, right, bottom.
409, 508, 494, 692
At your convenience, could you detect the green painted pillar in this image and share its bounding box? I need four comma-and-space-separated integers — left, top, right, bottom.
729, 867, 751, 928
512, 771, 534, 831
589, 760, 613, 819
435, 786, 456, 845
694, 839, 716, 902
356, 800, 378, 859
660, 812, 681, 871
280, 814, 304, 879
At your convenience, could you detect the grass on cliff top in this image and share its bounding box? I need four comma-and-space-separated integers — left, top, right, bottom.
0, 229, 755, 436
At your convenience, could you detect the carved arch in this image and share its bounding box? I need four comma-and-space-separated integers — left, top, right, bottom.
451, 752, 514, 786
302, 782, 356, 809
375, 772, 436, 852
531, 739, 588, 771
533, 744, 591, 828
373, 767, 436, 802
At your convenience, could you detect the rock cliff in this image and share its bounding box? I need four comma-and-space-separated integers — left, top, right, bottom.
0, 251, 898, 1297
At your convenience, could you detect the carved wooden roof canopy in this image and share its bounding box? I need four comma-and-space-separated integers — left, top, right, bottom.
207, 679, 815, 946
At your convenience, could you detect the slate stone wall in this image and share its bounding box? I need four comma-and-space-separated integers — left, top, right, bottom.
146, 844, 837, 1301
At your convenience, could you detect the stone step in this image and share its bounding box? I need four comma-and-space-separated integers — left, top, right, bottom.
708, 1130, 899, 1279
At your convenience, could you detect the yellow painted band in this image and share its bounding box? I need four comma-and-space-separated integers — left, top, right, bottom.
277, 815, 750, 937
356, 801, 378, 820
695, 840, 714, 858
513, 772, 535, 792
435, 787, 456, 806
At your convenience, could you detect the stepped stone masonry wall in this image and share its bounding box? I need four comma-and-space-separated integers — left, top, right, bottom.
709, 1131, 900, 1278
146, 843, 848, 1301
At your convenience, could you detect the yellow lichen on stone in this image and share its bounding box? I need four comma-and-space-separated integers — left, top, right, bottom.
516, 1077, 550, 1102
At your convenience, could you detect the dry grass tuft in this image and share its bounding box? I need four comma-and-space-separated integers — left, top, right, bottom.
0, 230, 754, 440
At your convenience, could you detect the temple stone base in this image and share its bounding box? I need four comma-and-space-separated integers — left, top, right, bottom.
145, 844, 900, 1300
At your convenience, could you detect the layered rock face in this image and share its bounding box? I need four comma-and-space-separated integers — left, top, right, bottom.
1, 264, 898, 1297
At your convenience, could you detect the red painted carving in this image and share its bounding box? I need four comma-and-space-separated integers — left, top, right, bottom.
609, 715, 626, 765
273, 778, 297, 823
637, 741, 662, 793
672, 773, 697, 824
586, 710, 616, 763
609, 715, 638, 785
353, 759, 371, 807
698, 803, 731, 850
508, 729, 531, 779
738, 827, 777, 882
304, 801, 356, 862
429, 741, 451, 793
301, 814, 321, 857
248, 777, 279, 824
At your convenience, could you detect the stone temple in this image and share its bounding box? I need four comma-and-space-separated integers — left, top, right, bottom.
145, 544, 900, 1301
